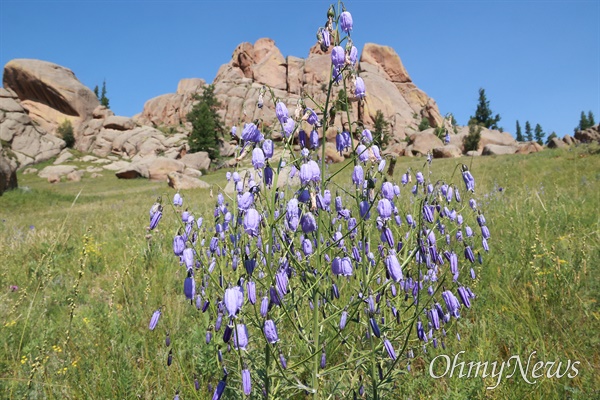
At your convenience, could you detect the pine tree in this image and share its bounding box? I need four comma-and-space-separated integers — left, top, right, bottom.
525, 121, 533, 142
463, 121, 482, 152
515, 120, 524, 142
545, 132, 557, 145
93, 85, 99, 101
576, 111, 589, 132
372, 110, 390, 149
534, 123, 545, 145
470, 88, 501, 129
100, 80, 110, 108
588, 110, 596, 127
187, 84, 223, 161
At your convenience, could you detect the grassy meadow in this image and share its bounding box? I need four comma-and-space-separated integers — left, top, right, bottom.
0, 145, 599, 399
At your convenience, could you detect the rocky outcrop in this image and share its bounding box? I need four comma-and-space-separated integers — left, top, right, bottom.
138, 39, 443, 148
482, 144, 518, 155
574, 125, 600, 143
137, 78, 205, 127
433, 145, 462, 158
0, 87, 64, 167
167, 172, 211, 190
2, 59, 99, 134
547, 137, 568, 149
516, 141, 543, 154
447, 126, 518, 154
407, 130, 444, 156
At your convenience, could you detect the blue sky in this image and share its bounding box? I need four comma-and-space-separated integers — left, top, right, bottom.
1, 0, 598, 138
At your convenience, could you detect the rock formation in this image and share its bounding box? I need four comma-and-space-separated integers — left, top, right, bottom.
0, 87, 64, 167
136, 39, 444, 146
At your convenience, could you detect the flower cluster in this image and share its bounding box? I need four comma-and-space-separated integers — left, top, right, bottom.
146, 5, 491, 399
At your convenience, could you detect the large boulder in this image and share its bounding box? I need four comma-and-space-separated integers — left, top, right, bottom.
516, 141, 544, 154
408, 131, 444, 156
115, 156, 185, 181
0, 88, 64, 167
432, 145, 462, 158
574, 125, 600, 143
2, 59, 99, 133
167, 172, 211, 190
482, 144, 518, 155
547, 137, 568, 149
180, 151, 211, 171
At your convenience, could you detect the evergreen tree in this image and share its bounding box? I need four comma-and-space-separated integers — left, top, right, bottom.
372, 110, 390, 149
187, 84, 223, 160
93, 85, 99, 101
470, 88, 501, 129
534, 123, 545, 145
100, 80, 110, 108
576, 111, 589, 132
463, 122, 482, 152
525, 121, 533, 142
545, 132, 557, 145
588, 110, 595, 127
515, 120, 524, 142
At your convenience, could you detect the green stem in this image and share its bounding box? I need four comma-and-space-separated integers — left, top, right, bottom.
265, 342, 271, 398
368, 331, 379, 400
311, 285, 320, 399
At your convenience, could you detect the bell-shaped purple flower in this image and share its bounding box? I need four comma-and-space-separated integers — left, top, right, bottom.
149, 210, 162, 230
252, 148, 265, 169
377, 198, 392, 219
384, 338, 397, 360
238, 192, 254, 212
212, 377, 226, 400
149, 309, 161, 330
357, 144, 369, 163
349, 45, 358, 65
242, 368, 251, 395
234, 323, 249, 350
300, 212, 317, 233
339, 310, 348, 330
243, 208, 260, 236
302, 238, 313, 256
310, 130, 320, 149
331, 46, 345, 68
260, 296, 269, 317
462, 169, 475, 192
173, 193, 183, 207
262, 139, 274, 159
264, 166, 273, 187
340, 10, 353, 33
304, 108, 319, 126
352, 165, 364, 187
264, 319, 279, 344
359, 201, 370, 220
184, 270, 195, 300
355, 77, 366, 99
331, 256, 353, 276
173, 235, 185, 256
385, 252, 403, 282
242, 122, 263, 143
370, 317, 381, 338
277, 117, 293, 138
247, 281, 256, 304
381, 182, 394, 200
224, 287, 241, 317
275, 101, 289, 124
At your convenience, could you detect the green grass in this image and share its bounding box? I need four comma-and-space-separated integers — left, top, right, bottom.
0, 146, 599, 399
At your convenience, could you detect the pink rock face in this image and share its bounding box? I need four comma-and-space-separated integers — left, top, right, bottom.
359, 43, 412, 83
3, 59, 99, 118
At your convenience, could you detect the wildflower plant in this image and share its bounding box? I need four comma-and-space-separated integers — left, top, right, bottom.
145, 3, 491, 399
